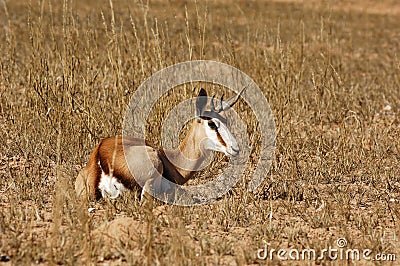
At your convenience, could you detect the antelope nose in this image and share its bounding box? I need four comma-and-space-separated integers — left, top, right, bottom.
232, 146, 240, 153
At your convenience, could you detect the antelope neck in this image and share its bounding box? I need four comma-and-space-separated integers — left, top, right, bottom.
164, 122, 209, 182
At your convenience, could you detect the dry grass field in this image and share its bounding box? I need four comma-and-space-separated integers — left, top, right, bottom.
1, 0, 399, 265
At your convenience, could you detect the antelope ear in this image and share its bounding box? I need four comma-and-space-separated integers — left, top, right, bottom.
195, 88, 207, 117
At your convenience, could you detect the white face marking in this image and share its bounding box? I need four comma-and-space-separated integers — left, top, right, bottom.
203, 118, 239, 156
98, 171, 127, 199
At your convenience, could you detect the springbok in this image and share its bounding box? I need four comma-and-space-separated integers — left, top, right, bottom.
75, 88, 245, 201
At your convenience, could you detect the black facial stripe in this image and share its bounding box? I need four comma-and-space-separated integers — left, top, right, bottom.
208, 121, 218, 130
199, 115, 211, 120
216, 130, 227, 147
199, 111, 228, 124
200, 116, 227, 147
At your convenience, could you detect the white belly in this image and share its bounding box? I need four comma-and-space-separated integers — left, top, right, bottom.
98, 171, 127, 199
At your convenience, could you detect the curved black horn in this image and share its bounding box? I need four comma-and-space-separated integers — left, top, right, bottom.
218, 94, 225, 112
221, 84, 248, 111
210, 94, 216, 112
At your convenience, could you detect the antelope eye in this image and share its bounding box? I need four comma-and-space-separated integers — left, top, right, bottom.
208, 121, 218, 130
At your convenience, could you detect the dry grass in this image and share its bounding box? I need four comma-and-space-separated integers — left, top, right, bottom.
1, 0, 399, 265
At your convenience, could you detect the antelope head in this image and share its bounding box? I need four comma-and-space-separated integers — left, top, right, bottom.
194, 87, 246, 157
